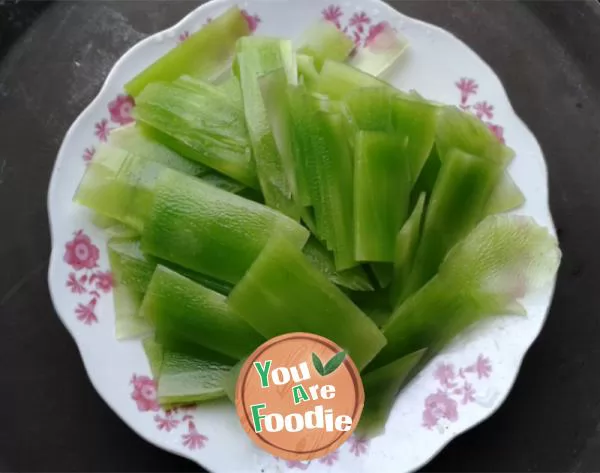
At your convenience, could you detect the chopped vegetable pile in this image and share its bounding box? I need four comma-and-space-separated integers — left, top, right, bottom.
74, 6, 560, 437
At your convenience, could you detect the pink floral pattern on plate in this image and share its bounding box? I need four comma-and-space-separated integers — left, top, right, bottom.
63, 230, 113, 325
322, 4, 391, 49
456, 78, 505, 143
270, 435, 368, 468
129, 373, 210, 451
422, 354, 494, 431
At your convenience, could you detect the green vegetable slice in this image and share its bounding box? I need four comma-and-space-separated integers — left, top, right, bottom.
297, 21, 354, 69
227, 234, 386, 370
319, 111, 356, 270
75, 145, 163, 232
124, 6, 250, 96
108, 238, 234, 340
354, 131, 411, 262
344, 87, 438, 183
410, 145, 440, 208
369, 263, 393, 289
302, 237, 373, 291
389, 193, 426, 308
368, 214, 560, 370
349, 22, 409, 78
436, 106, 514, 166
112, 283, 152, 340
314, 60, 385, 99
296, 54, 320, 88
158, 347, 235, 405
237, 37, 300, 218
350, 288, 393, 327
398, 148, 503, 304
222, 358, 245, 403
133, 81, 256, 188
357, 349, 425, 436
216, 75, 244, 108
259, 69, 310, 206
484, 171, 525, 215
141, 168, 309, 284
109, 239, 153, 340
140, 265, 264, 360
108, 124, 210, 177
91, 213, 139, 239
142, 338, 164, 379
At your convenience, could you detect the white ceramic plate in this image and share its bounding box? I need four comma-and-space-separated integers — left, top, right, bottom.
47, 0, 557, 471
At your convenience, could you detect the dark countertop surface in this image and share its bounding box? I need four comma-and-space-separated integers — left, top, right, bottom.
1, 1, 599, 471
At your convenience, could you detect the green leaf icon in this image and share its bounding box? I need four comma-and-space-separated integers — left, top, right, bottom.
312, 352, 325, 376
323, 351, 346, 375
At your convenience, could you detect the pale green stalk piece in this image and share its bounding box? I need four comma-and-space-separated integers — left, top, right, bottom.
357, 349, 426, 436
108, 124, 210, 177
314, 60, 385, 99
368, 214, 560, 370
436, 106, 515, 166
228, 234, 386, 370
133, 81, 256, 188
302, 237, 374, 291
297, 54, 320, 88
140, 265, 264, 360
140, 168, 309, 284
297, 20, 354, 69
389, 193, 426, 308
75, 145, 163, 232
158, 348, 234, 405
237, 37, 300, 219
222, 358, 245, 403
125, 6, 250, 96
399, 148, 504, 303
354, 131, 411, 262
484, 171, 525, 215
350, 22, 409, 78
142, 338, 164, 379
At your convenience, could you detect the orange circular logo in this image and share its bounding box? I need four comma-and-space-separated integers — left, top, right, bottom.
235, 332, 364, 461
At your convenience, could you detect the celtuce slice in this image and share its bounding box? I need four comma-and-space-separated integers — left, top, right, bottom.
140, 168, 309, 284
141, 265, 264, 360
436, 106, 514, 166
350, 22, 409, 77
302, 237, 374, 291
344, 87, 438, 183
296, 54, 320, 88
109, 124, 210, 177
133, 80, 257, 188
358, 349, 426, 435
438, 215, 561, 293
354, 131, 411, 262
484, 171, 525, 215
75, 146, 163, 232
389, 193, 426, 308
368, 215, 560, 371
142, 338, 164, 379
319, 111, 356, 270
314, 60, 385, 99
158, 347, 235, 405
398, 148, 503, 303
297, 21, 355, 69
237, 37, 300, 218
125, 6, 250, 96
227, 234, 386, 370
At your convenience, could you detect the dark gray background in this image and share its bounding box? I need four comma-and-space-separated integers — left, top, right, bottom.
1, 1, 599, 471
